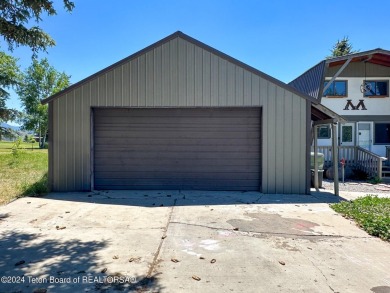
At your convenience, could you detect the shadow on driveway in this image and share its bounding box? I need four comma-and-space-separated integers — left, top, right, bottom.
0, 231, 163, 292
40, 189, 347, 207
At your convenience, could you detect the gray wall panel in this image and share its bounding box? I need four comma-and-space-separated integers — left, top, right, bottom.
291, 94, 304, 194
244, 71, 252, 105
74, 88, 82, 190
251, 75, 260, 105
81, 84, 91, 190
130, 59, 138, 106
283, 91, 293, 194
218, 58, 227, 106
202, 50, 211, 106
266, 82, 276, 193
153, 47, 162, 107
299, 97, 306, 194
235, 67, 244, 105
146, 51, 154, 107
210, 54, 218, 106
50, 35, 308, 194
178, 38, 187, 107
138, 54, 146, 107
186, 43, 195, 106
170, 38, 178, 106
275, 87, 284, 194
106, 70, 114, 106
67, 92, 75, 190
194, 45, 203, 106
114, 67, 122, 107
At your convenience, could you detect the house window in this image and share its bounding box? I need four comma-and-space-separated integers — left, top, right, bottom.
374, 123, 390, 144
342, 126, 353, 142
323, 80, 347, 96
363, 81, 388, 97
317, 126, 331, 139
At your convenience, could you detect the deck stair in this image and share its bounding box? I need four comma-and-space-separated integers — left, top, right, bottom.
315, 146, 388, 181
382, 165, 390, 183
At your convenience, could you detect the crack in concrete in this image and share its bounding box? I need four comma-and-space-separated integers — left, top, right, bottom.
146, 198, 177, 278
168, 221, 373, 240
303, 252, 337, 293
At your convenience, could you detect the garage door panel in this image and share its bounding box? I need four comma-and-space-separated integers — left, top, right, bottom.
94, 108, 261, 191
96, 184, 257, 191
95, 151, 260, 160
94, 144, 259, 153
95, 138, 259, 147
95, 179, 259, 190
95, 158, 258, 167
95, 130, 260, 140
95, 171, 260, 180
95, 164, 259, 173
96, 124, 259, 132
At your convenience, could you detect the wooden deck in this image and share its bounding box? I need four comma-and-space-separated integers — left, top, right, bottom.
314, 146, 388, 180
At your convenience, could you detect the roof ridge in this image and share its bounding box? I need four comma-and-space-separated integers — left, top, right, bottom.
42, 31, 318, 104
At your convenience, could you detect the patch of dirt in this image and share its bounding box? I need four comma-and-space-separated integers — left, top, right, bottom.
370, 286, 390, 293
322, 180, 390, 194
227, 212, 322, 240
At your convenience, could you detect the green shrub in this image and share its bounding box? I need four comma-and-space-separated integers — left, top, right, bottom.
331, 195, 390, 241
11, 137, 22, 157
368, 176, 382, 184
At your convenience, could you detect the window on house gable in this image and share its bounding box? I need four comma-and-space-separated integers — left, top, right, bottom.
323, 80, 347, 97
374, 123, 390, 144
317, 126, 331, 139
363, 81, 388, 97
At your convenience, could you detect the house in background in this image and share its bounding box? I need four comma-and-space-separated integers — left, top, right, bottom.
290, 49, 390, 180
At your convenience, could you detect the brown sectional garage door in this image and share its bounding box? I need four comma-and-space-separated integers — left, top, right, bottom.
93, 108, 261, 190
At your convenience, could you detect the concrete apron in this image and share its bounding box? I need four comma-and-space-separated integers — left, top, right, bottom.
0, 190, 388, 293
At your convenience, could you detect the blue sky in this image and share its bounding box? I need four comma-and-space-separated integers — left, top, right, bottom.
4, 0, 390, 112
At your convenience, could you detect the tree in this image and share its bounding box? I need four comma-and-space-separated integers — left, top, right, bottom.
17, 58, 70, 148
0, 51, 21, 140
0, 0, 75, 55
327, 36, 359, 58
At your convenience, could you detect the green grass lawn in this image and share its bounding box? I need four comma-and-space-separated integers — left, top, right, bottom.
0, 141, 48, 205
331, 196, 390, 241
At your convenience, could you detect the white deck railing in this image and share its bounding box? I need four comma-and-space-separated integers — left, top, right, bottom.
314, 146, 386, 179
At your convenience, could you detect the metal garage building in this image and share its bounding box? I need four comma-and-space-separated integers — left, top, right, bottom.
42, 31, 333, 194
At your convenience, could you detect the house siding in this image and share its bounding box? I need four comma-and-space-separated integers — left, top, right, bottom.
50, 36, 308, 194
327, 62, 390, 78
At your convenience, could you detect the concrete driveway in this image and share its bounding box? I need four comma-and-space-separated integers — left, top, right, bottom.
0, 190, 389, 293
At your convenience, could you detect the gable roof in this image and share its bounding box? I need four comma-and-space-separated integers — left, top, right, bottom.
42, 31, 318, 104
289, 61, 326, 101
289, 48, 390, 101
326, 48, 390, 67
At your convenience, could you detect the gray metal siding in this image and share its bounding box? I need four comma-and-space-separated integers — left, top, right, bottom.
50, 36, 308, 194
93, 108, 261, 190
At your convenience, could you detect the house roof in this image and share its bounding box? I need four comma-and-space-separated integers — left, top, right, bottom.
42, 31, 319, 105
289, 61, 326, 102
326, 48, 390, 68
311, 104, 347, 123
289, 48, 390, 101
